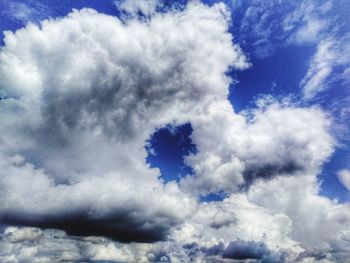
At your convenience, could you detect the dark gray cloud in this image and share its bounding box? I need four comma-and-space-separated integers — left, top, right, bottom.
222, 240, 272, 260
1, 210, 177, 243
242, 161, 304, 188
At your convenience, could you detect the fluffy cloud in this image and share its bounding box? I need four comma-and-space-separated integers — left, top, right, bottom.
0, 1, 248, 242
0, 226, 141, 262
0, 0, 350, 262
0, 152, 198, 243
181, 98, 334, 196
248, 175, 350, 261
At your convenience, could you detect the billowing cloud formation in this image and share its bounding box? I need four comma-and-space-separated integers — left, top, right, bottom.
0, 226, 138, 262
181, 98, 334, 196
0, 0, 350, 262
0, 1, 246, 243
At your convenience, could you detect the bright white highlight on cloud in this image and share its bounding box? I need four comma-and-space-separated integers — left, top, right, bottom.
115, 0, 158, 17
301, 37, 350, 100
338, 169, 350, 191
0, 1, 349, 262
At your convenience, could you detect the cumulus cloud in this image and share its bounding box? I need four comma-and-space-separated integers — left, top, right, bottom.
0, 0, 350, 262
0, 226, 140, 262
181, 97, 334, 196
0, 1, 248, 242
0, 152, 197, 243
248, 175, 350, 259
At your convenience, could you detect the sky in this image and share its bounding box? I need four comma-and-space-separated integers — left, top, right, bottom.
0, 0, 349, 262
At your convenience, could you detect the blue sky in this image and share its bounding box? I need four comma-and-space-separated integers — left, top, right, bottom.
0, 0, 350, 261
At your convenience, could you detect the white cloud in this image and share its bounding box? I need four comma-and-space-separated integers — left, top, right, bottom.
283, 0, 331, 45
291, 17, 327, 44
0, 1, 247, 243
181, 98, 334, 196
115, 0, 159, 17
0, 0, 349, 262
301, 37, 350, 99
338, 169, 350, 191
301, 39, 336, 99
0, 226, 142, 262
248, 174, 350, 261
4, 227, 42, 243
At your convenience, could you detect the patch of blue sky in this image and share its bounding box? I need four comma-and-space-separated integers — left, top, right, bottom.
199, 191, 227, 203
321, 148, 350, 203
145, 123, 197, 183
228, 44, 315, 112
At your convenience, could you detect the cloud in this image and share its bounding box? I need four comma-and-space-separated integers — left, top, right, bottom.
0, 152, 198, 243
0, 0, 350, 261
0, 2, 248, 242
222, 240, 276, 260
283, 0, 331, 45
114, 0, 159, 18
229, 0, 333, 58
0, 1, 50, 26
181, 97, 334, 196
338, 169, 350, 191
0, 226, 138, 262
301, 37, 350, 100
248, 174, 350, 257
233, 0, 295, 57
4, 227, 42, 243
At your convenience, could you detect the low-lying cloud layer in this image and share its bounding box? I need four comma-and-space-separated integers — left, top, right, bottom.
0, 0, 349, 262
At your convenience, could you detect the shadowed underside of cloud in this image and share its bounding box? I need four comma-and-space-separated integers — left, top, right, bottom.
242, 161, 304, 187
222, 240, 272, 260
1, 211, 174, 243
